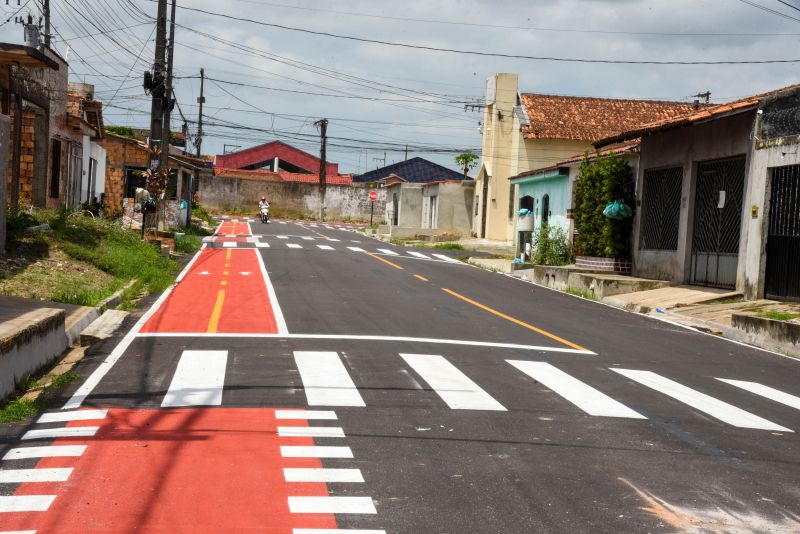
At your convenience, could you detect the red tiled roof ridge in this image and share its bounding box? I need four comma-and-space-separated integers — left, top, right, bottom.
520, 92, 694, 106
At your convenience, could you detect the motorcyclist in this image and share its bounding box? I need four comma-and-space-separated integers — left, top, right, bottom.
258, 196, 270, 223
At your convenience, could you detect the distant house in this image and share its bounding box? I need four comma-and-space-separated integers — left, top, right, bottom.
476, 72, 698, 242
353, 157, 466, 185
215, 140, 339, 177
596, 84, 800, 300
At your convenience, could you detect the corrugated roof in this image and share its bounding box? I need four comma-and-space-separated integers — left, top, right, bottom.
595, 83, 800, 147
520, 93, 698, 142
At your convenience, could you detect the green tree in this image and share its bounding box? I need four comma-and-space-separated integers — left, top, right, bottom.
454, 153, 479, 179
573, 154, 634, 258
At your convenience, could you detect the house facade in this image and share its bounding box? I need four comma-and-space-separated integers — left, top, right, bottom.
474, 73, 697, 242
597, 84, 800, 301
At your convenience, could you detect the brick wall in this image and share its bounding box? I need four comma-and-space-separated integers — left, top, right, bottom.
5, 109, 37, 208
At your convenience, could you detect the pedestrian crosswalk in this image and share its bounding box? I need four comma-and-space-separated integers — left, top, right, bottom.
150, 349, 798, 433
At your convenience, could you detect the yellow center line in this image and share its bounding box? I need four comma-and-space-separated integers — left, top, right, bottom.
226, 249, 232, 260
367, 253, 404, 270
441, 287, 589, 352
220, 280, 228, 286
207, 289, 226, 333
414, 274, 429, 282
225, 263, 230, 268
223, 271, 229, 276
313, 231, 327, 239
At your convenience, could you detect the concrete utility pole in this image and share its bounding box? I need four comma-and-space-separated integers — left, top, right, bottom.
189, 67, 205, 228
43, 0, 51, 48
147, 0, 168, 196
314, 118, 328, 221
158, 0, 177, 175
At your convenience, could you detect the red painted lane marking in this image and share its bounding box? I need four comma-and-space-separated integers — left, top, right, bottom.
217, 221, 251, 235
4, 409, 337, 533
141, 248, 279, 333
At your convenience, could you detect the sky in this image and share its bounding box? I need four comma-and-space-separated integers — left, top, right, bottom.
1, 0, 799, 175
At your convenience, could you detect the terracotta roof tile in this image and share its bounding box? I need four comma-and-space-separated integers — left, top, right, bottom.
214, 167, 283, 181
279, 172, 353, 185
520, 94, 698, 142
595, 83, 800, 147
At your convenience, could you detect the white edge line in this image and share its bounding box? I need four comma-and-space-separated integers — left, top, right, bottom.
371, 251, 467, 266
254, 247, 289, 335
62, 243, 212, 410
211, 221, 223, 236
134, 333, 593, 354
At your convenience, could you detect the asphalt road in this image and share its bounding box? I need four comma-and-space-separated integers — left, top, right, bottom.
2, 217, 799, 533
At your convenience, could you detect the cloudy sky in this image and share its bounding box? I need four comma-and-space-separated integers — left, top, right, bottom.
1, 0, 799, 174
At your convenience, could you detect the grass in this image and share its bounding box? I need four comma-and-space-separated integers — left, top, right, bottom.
0, 370, 81, 424
431, 242, 464, 250
565, 287, 598, 301
191, 202, 216, 226
757, 310, 800, 321
173, 233, 202, 253
3, 209, 180, 305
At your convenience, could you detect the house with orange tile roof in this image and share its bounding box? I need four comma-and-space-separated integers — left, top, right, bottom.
595, 84, 800, 300
475, 73, 698, 242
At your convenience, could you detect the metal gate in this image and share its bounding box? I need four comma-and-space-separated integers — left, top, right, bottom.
765, 164, 800, 301
690, 156, 746, 288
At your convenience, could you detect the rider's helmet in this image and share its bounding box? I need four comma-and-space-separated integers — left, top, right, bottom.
261, 196, 266, 201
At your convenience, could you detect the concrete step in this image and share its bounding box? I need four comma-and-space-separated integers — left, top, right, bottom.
80, 309, 129, 347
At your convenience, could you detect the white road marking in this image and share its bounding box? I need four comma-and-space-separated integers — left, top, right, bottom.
324, 225, 334, 229
407, 251, 429, 259
222, 242, 237, 248
198, 271, 211, 275
317, 245, 334, 250
3, 446, 86, 460
0, 530, 38, 534
278, 235, 289, 239
294, 351, 366, 407
275, 410, 337, 420
302, 236, 315, 240
0, 468, 73, 483
377, 249, 398, 255
277, 426, 345, 438
400, 354, 506, 411
350, 240, 361, 243
612, 369, 793, 432
254, 248, 289, 334
717, 379, 800, 411
328, 238, 340, 242
287, 243, 303, 249
161, 350, 228, 407
283, 468, 364, 483
256, 242, 270, 248
279, 221, 287, 224
37, 409, 107, 423
0, 495, 56, 512
280, 446, 353, 458
507, 361, 645, 418
288, 496, 377, 514
347, 246, 366, 252
239, 272, 251, 276
309, 224, 318, 228
432, 253, 461, 263
138, 333, 594, 354
22, 427, 98, 440
293, 530, 386, 534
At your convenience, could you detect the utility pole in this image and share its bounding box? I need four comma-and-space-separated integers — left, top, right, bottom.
314, 118, 328, 221
404, 144, 408, 161
189, 67, 205, 228
147, 0, 168, 220
43, 0, 50, 48
158, 0, 177, 181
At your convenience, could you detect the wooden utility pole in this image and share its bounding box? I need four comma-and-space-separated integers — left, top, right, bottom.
43, 0, 51, 47
147, 0, 168, 201
314, 118, 328, 221
188, 67, 205, 228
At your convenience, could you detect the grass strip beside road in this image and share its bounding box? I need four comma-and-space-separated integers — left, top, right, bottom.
441, 288, 589, 352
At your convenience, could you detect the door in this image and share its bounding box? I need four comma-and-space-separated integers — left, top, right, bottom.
392, 193, 398, 226
480, 175, 489, 238
765, 164, 800, 301
690, 156, 746, 288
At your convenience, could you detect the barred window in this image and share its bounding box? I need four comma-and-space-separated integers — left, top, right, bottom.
639, 166, 683, 250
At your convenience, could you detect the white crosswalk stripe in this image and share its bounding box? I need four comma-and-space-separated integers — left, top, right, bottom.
377, 249, 398, 255
347, 246, 366, 252
507, 361, 644, 418
278, 426, 345, 438
407, 251, 429, 259
317, 245, 334, 250
276, 410, 337, 420
612, 369, 792, 432
3, 446, 86, 460
294, 351, 366, 407
288, 496, 376, 514
302, 236, 315, 240
717, 379, 800, 411
22, 427, 98, 440
0, 495, 56, 512
256, 242, 270, 248
283, 468, 364, 483
401, 354, 506, 411
222, 242, 237, 248
162, 350, 228, 407
37, 410, 107, 423
432, 253, 461, 263
0, 468, 73, 483
280, 446, 353, 458
287, 243, 303, 249
294, 530, 386, 534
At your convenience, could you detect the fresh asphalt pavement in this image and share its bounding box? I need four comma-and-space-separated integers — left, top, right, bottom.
2, 217, 799, 533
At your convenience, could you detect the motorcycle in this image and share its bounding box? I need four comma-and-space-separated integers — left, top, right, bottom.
260, 205, 270, 224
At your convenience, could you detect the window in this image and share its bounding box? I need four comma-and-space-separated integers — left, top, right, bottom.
542, 194, 550, 225
519, 195, 534, 212
508, 184, 516, 219
124, 167, 147, 199
49, 139, 61, 198
639, 166, 683, 250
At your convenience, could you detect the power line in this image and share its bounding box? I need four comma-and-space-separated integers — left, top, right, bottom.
775, 0, 800, 14
156, 1, 800, 65
737, 0, 800, 23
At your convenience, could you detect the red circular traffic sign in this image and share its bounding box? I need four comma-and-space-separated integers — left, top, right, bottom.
368, 190, 378, 201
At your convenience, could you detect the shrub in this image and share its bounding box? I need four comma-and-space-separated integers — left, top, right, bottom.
531, 224, 573, 266
573, 154, 635, 258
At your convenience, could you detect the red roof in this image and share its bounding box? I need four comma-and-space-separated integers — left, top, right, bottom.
520, 94, 698, 142
214, 167, 283, 182
279, 172, 353, 186
509, 139, 640, 181
596, 83, 800, 147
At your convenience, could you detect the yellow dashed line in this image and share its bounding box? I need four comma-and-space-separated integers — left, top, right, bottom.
414, 275, 429, 282
367, 253, 403, 270
207, 290, 226, 333
226, 249, 232, 260
441, 288, 588, 352
220, 280, 228, 286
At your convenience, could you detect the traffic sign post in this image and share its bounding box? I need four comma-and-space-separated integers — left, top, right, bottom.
368, 190, 378, 226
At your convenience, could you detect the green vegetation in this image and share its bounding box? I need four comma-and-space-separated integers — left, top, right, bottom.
565, 287, 598, 301
573, 154, 635, 259
757, 310, 800, 321
531, 224, 573, 266
432, 242, 464, 250
454, 152, 479, 179
3, 209, 179, 306
0, 370, 81, 424
104, 125, 135, 137
174, 233, 202, 253
191, 200, 216, 226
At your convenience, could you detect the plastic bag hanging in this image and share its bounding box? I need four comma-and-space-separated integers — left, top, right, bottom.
602, 199, 632, 220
